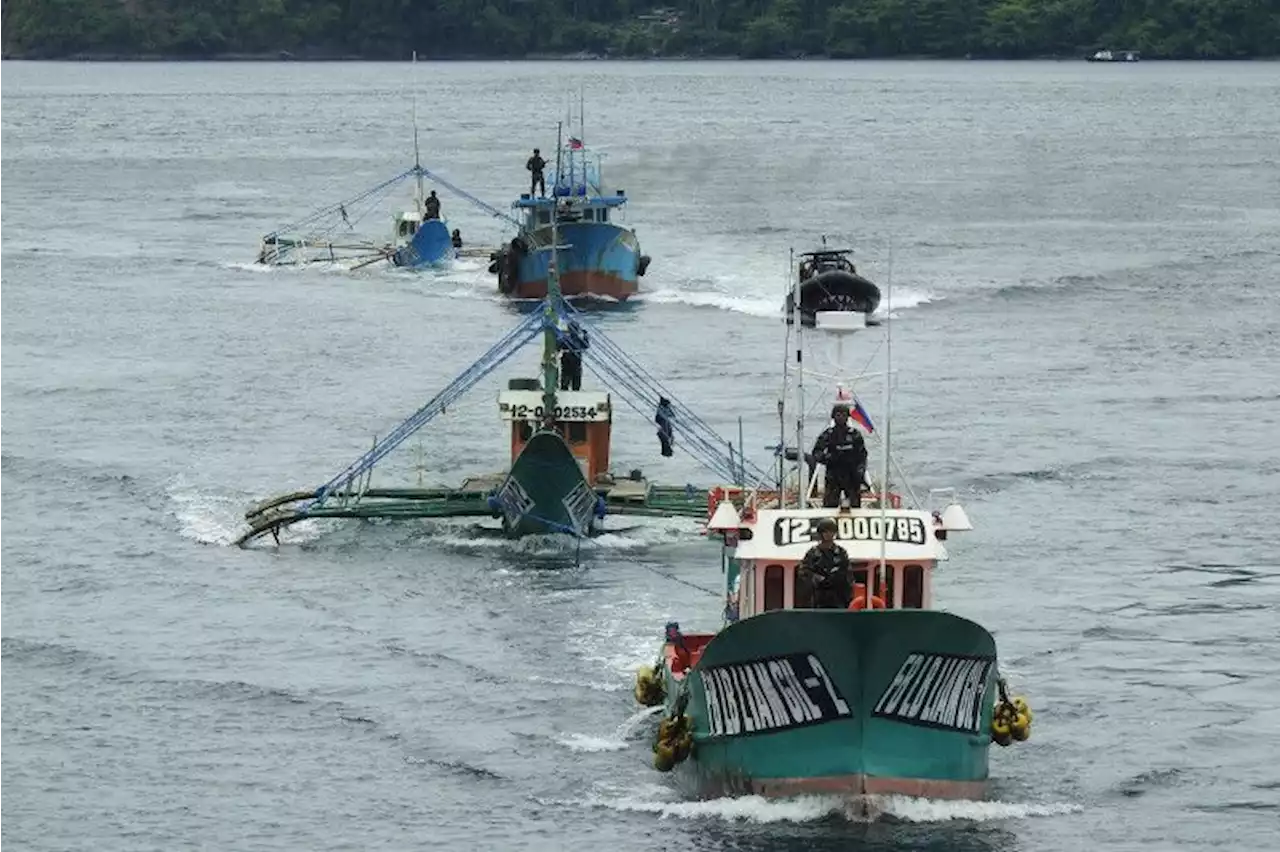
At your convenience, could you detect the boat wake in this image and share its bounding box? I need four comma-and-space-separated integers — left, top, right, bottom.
635, 284, 936, 320
569, 784, 1082, 824
555, 706, 663, 752
219, 253, 938, 319
167, 479, 327, 547
427, 516, 700, 556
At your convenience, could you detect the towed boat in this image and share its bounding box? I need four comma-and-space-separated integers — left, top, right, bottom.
634, 259, 1031, 800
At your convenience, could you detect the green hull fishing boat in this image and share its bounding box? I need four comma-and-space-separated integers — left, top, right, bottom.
490, 426, 600, 537
633, 251, 1032, 800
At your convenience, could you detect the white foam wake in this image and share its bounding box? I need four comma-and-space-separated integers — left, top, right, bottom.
167, 478, 326, 547
577, 787, 1082, 825
556, 706, 663, 753
636, 285, 936, 320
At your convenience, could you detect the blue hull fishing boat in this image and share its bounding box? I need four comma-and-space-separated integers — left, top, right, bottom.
490, 114, 650, 301
255, 165, 459, 272
256, 54, 476, 273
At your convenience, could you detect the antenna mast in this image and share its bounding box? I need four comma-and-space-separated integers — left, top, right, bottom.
793, 249, 807, 508
541, 121, 565, 421
877, 241, 894, 592
779, 249, 792, 502
412, 51, 424, 213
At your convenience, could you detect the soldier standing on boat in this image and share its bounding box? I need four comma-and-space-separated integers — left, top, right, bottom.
451, 229, 463, 249
527, 148, 547, 197
655, 397, 674, 457
810, 404, 869, 508
558, 320, 588, 391
424, 190, 441, 220
797, 518, 853, 609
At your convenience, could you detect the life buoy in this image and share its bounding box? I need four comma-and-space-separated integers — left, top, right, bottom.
849, 593, 886, 611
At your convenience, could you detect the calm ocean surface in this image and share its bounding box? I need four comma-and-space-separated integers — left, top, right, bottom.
3, 59, 1279, 850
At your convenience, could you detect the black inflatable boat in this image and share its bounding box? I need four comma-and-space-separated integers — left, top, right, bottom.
784, 248, 881, 327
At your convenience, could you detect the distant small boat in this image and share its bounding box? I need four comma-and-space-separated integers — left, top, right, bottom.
784, 246, 881, 327
1087, 49, 1140, 62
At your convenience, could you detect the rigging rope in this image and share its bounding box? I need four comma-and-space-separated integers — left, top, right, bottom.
413, 165, 524, 229
302, 292, 772, 518
307, 309, 545, 508
553, 300, 771, 485
264, 169, 416, 241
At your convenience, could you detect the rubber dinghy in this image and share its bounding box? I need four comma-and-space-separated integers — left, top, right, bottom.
785, 248, 881, 327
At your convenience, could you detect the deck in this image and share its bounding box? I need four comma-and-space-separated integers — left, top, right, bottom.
236, 475, 709, 546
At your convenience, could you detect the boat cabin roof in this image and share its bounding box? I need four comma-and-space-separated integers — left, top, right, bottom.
799, 248, 853, 260
513, 193, 628, 210
497, 389, 611, 422
734, 507, 948, 563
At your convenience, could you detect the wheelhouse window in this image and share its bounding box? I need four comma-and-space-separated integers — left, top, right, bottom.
878, 565, 895, 609
902, 564, 924, 609
763, 565, 785, 611
851, 564, 869, 591
794, 565, 815, 609
537, 211, 551, 225
517, 421, 533, 442
567, 422, 587, 444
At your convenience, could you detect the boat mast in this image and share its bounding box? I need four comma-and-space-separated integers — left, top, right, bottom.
779, 249, 793, 505
877, 244, 893, 591
541, 121, 565, 420
793, 249, 807, 508
411, 51, 424, 215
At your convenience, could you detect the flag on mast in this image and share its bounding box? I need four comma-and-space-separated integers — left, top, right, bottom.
835, 385, 875, 433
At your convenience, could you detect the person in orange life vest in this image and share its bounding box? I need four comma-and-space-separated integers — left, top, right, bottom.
849, 581, 885, 610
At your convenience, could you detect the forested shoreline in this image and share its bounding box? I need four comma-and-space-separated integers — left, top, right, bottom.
4, 0, 1278, 61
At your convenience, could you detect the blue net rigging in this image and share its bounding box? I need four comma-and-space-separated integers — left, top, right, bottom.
262, 168, 416, 244
302, 297, 767, 513
306, 309, 544, 509
552, 300, 771, 486
261, 164, 523, 249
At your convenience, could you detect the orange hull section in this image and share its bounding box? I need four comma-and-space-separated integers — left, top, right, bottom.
510, 271, 638, 301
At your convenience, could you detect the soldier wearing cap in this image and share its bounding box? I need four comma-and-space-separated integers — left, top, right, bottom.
796, 518, 853, 609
